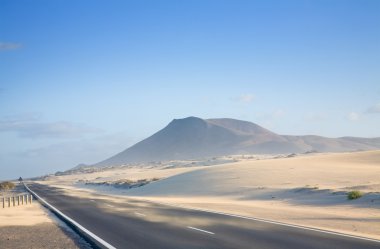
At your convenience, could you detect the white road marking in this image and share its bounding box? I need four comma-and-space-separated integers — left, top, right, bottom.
90, 199, 95, 202
24, 184, 117, 249
26, 183, 380, 245
135, 212, 146, 217
187, 226, 214, 235
107, 204, 115, 208
136, 198, 380, 244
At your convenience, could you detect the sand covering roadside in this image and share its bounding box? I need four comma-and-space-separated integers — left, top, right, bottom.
39, 150, 380, 240
0, 202, 52, 226
0, 201, 88, 248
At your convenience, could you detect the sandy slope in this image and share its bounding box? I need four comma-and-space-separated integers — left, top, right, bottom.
40, 150, 380, 240
127, 150, 380, 197
44, 165, 206, 185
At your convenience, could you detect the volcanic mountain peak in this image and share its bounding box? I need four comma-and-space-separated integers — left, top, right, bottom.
93, 116, 380, 167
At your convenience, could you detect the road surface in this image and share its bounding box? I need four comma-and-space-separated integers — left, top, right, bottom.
28, 183, 380, 249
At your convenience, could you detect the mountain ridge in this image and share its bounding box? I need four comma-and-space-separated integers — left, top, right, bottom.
93, 117, 380, 167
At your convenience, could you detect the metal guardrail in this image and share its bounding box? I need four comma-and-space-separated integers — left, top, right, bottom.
24, 183, 117, 249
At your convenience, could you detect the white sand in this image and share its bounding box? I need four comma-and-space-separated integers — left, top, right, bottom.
0, 202, 52, 226
124, 150, 380, 197
43, 165, 206, 185
39, 150, 380, 240
0, 195, 87, 248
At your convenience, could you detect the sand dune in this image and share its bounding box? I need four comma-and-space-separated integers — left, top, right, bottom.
42, 150, 380, 240
126, 150, 380, 197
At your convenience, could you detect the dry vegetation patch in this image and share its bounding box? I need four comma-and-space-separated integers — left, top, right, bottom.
0, 181, 15, 191
82, 177, 161, 189
347, 190, 364, 200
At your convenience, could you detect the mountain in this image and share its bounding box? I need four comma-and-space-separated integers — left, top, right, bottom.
94, 117, 380, 167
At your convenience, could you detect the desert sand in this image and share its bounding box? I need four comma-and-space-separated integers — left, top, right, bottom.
0, 202, 53, 226
0, 190, 89, 248
38, 150, 380, 240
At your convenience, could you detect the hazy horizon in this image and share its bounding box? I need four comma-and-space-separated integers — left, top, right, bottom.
1, 0, 379, 180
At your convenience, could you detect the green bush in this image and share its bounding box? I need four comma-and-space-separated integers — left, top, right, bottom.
347, 190, 363, 200
0, 181, 16, 190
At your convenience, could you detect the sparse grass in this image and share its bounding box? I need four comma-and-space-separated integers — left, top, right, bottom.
347, 190, 364, 200
0, 181, 15, 191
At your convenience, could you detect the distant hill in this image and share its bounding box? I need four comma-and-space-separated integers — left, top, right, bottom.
94, 117, 380, 167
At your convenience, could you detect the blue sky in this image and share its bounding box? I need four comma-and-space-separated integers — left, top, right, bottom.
1, 0, 379, 180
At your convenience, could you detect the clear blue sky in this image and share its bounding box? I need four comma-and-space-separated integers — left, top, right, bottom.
1, 0, 379, 180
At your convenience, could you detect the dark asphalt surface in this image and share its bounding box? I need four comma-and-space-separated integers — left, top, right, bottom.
28, 183, 380, 249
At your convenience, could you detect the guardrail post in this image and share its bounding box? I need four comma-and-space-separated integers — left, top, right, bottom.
12, 196, 15, 206
2, 197, 4, 208
17, 196, 20, 206
22, 195, 24, 205
30, 195, 33, 204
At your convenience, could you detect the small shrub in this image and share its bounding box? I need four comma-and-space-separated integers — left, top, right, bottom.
347, 191, 363, 200
0, 181, 16, 190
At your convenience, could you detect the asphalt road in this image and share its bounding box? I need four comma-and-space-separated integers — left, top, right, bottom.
27, 183, 380, 249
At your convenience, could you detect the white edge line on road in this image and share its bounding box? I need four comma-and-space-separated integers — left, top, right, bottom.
27, 183, 380, 244
134, 212, 146, 217
187, 226, 214, 235
135, 197, 380, 244
24, 184, 117, 249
